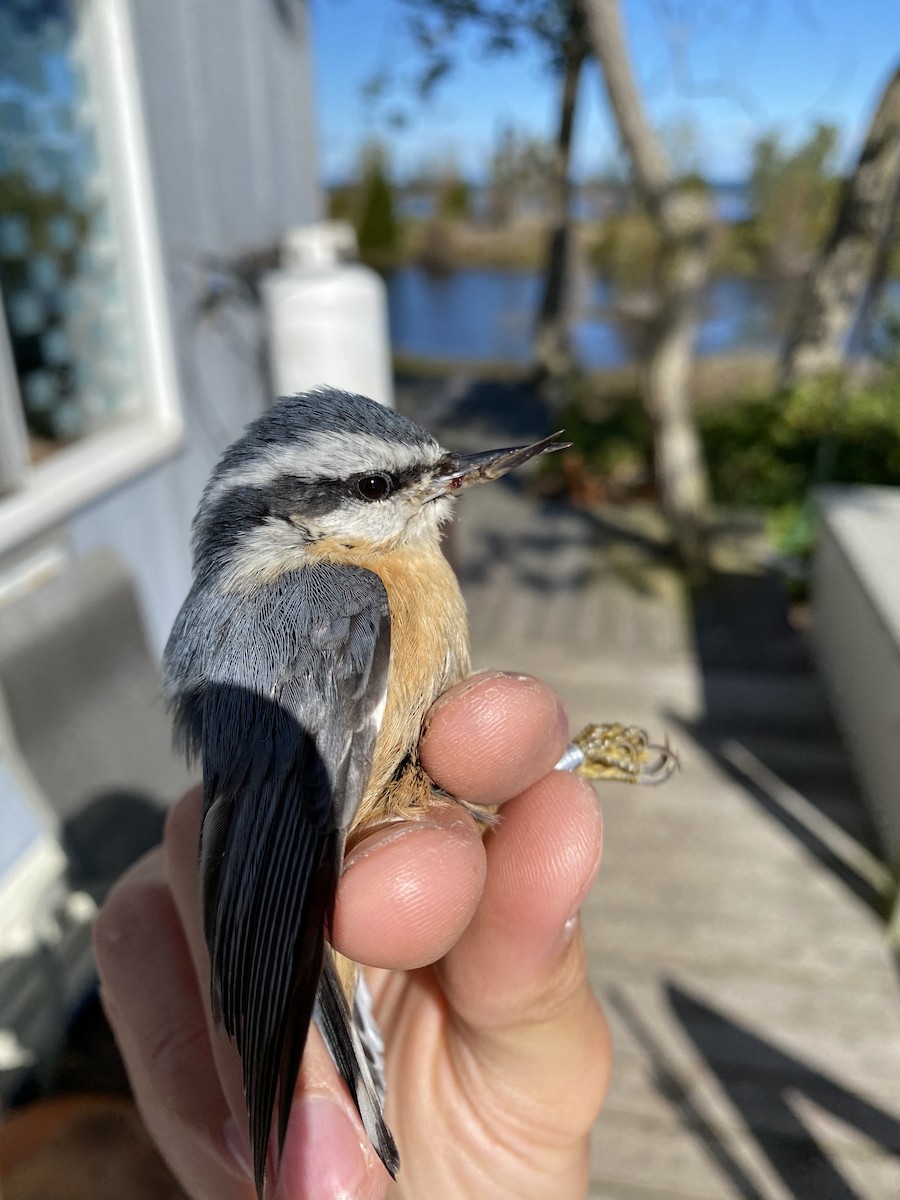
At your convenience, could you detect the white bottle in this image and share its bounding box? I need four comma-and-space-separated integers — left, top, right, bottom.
263, 221, 394, 408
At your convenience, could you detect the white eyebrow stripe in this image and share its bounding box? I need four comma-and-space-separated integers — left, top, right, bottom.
204, 429, 444, 508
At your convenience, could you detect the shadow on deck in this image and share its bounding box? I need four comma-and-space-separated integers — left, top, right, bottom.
406, 374, 900, 1200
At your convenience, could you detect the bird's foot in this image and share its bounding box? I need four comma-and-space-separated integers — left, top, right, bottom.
557, 723, 677, 785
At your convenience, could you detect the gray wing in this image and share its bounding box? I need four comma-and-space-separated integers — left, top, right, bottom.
164, 563, 391, 1196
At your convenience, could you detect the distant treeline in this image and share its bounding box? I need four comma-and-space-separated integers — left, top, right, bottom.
329, 124, 898, 282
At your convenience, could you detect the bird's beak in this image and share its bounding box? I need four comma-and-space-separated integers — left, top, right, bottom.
426, 431, 570, 499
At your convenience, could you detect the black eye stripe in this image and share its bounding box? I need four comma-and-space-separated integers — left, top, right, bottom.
252, 463, 434, 523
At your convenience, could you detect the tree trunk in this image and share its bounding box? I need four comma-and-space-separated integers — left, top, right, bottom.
780, 64, 900, 387
854, 168, 900, 359
534, 34, 587, 380
642, 191, 713, 568
582, 0, 712, 569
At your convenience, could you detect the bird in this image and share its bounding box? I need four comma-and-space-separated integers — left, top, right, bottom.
162, 386, 674, 1197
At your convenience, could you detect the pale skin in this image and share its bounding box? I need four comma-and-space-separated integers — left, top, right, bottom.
93, 672, 611, 1199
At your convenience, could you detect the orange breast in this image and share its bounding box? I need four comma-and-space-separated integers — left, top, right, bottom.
303, 536, 470, 825
361, 544, 469, 816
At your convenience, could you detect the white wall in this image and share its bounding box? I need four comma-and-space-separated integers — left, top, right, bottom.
69, 0, 322, 656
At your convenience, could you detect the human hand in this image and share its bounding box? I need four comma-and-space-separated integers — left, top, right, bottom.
93, 672, 609, 1199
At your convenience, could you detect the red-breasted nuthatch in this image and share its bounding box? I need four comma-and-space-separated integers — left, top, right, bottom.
163, 387, 674, 1197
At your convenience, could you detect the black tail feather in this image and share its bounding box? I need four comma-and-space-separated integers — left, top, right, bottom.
314, 950, 400, 1178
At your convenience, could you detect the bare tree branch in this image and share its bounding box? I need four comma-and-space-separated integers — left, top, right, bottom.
586, 0, 671, 205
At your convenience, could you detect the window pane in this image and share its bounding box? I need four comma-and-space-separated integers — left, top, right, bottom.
0, 0, 138, 455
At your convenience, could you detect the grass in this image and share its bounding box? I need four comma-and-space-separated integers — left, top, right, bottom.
394, 349, 779, 402
363, 211, 900, 280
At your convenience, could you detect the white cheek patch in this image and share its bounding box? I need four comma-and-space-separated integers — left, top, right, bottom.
409, 496, 454, 545
318, 491, 456, 548
220, 494, 454, 592
220, 520, 311, 592
320, 502, 409, 545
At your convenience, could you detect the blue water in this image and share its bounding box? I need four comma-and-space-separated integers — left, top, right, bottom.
386, 266, 798, 367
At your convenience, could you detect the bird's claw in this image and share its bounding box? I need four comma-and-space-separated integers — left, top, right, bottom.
561, 722, 678, 785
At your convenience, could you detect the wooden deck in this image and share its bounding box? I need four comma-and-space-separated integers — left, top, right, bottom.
416, 378, 900, 1200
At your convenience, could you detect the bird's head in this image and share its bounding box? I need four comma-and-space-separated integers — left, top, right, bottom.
192, 387, 567, 589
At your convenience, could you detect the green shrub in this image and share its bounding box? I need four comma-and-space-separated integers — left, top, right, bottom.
765, 501, 818, 564
561, 395, 653, 475
700, 372, 900, 507
439, 178, 471, 220
357, 155, 399, 257
560, 368, 900, 564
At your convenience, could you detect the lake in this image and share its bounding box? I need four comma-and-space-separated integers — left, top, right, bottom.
386, 266, 801, 368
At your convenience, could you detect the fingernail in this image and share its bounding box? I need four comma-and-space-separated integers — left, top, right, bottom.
554, 694, 570, 743
423, 671, 563, 746
277, 1096, 370, 1199
422, 670, 511, 729
342, 819, 435, 872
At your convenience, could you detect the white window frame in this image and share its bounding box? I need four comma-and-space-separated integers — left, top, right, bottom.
0, 0, 182, 555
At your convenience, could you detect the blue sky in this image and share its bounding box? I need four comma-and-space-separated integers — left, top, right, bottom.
308, 0, 900, 184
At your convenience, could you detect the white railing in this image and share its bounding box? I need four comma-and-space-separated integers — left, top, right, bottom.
813, 485, 900, 942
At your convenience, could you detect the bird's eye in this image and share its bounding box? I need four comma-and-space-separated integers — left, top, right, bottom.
355, 473, 393, 501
